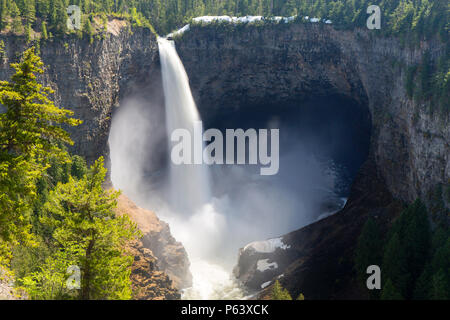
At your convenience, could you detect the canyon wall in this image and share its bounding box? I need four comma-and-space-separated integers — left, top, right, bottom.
175, 23, 449, 204
0, 21, 448, 299
1, 21, 446, 212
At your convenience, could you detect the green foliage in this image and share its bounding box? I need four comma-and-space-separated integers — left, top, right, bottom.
41, 21, 48, 40
355, 217, 383, 296
271, 280, 292, 300
353, 198, 450, 301
0, 0, 447, 40
382, 200, 431, 298
21, 157, 140, 300
70, 155, 87, 179
381, 278, 403, 300
0, 47, 80, 265
405, 65, 417, 98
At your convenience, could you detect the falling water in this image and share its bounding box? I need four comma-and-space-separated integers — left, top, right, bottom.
158, 37, 211, 214
158, 37, 245, 299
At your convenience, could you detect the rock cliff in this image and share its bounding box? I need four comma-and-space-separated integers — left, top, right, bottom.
115, 194, 192, 291
175, 23, 449, 204
1, 21, 448, 299
173, 23, 448, 298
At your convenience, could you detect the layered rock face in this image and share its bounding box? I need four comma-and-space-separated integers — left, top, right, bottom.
0, 21, 159, 164
173, 24, 448, 298
1, 21, 447, 299
175, 24, 449, 204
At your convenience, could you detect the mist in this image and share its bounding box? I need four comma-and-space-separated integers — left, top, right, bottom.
108, 94, 350, 271
108, 41, 369, 299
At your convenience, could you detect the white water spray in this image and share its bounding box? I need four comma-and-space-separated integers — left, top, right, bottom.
158, 37, 244, 299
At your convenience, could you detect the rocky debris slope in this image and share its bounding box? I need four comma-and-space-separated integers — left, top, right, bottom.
115, 194, 192, 290
126, 240, 180, 300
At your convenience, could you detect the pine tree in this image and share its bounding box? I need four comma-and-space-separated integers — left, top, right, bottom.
0, 0, 8, 30
381, 233, 409, 297
23, 0, 36, 25
0, 47, 80, 265
381, 278, 403, 300
355, 218, 383, 288
297, 293, 305, 300
431, 269, 449, 300
10, 2, 23, 34
271, 280, 292, 300
41, 21, 48, 40
413, 263, 432, 300
30, 157, 140, 300
83, 17, 94, 42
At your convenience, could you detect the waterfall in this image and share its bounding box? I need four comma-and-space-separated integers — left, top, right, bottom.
157, 37, 245, 300
158, 37, 211, 214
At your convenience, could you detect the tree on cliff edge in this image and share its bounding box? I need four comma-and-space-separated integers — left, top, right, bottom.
0, 47, 80, 266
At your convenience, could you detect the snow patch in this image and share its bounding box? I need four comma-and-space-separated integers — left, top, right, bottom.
166, 24, 190, 38
244, 237, 291, 253
165, 15, 332, 39
261, 281, 272, 289
257, 259, 278, 272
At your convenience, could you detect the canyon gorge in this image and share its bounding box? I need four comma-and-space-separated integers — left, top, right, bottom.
0, 19, 448, 299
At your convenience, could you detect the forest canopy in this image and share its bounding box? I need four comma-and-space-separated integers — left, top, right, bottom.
0, 0, 447, 40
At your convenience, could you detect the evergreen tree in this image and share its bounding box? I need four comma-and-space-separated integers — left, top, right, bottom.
271, 280, 292, 300
22, 157, 139, 300
70, 155, 87, 179
413, 263, 432, 300
297, 293, 305, 300
0, 47, 80, 265
23, 0, 36, 25
430, 269, 449, 300
381, 278, 403, 300
0, 0, 8, 30
10, 2, 23, 34
354, 217, 383, 293
41, 20, 48, 40
381, 233, 409, 297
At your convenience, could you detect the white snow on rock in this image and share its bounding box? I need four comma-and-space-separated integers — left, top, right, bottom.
261, 281, 272, 289
193, 15, 264, 24
257, 259, 278, 272
244, 237, 291, 253
165, 15, 332, 38
166, 24, 190, 38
